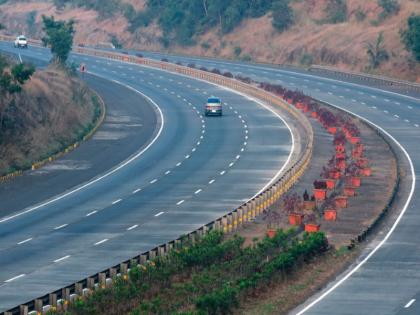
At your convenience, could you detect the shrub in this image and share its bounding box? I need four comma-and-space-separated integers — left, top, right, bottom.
401, 14, 420, 62
272, 0, 294, 32
355, 7, 366, 22
324, 0, 347, 24
233, 46, 242, 57
314, 180, 327, 189
377, 0, 400, 21
223, 71, 234, 78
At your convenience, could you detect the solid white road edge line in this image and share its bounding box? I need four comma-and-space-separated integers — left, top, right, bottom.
54, 255, 71, 263
295, 100, 416, 315
5, 274, 25, 283
404, 299, 416, 308
0, 78, 165, 224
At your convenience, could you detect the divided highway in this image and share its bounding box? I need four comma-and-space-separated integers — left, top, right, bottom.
0, 41, 419, 315
0, 43, 294, 311
133, 51, 420, 314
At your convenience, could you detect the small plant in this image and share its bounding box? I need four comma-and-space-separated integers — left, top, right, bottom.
263, 209, 282, 229
366, 32, 389, 69
282, 193, 303, 214
314, 180, 327, 190
211, 68, 221, 75
305, 213, 318, 224
333, 131, 347, 146
378, 0, 400, 21
199, 66, 208, 72
233, 46, 242, 57
187, 63, 196, 68
161, 58, 169, 62
355, 7, 366, 22
175, 61, 182, 66
135, 53, 143, 58
346, 162, 361, 177
223, 71, 234, 78
303, 190, 310, 201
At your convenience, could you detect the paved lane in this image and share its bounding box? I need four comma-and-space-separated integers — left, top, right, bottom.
0, 44, 293, 310
130, 49, 420, 315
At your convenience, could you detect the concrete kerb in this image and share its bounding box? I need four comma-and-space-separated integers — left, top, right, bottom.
1, 47, 313, 315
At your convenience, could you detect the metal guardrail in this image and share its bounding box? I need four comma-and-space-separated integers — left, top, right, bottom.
309, 65, 420, 93
1, 42, 314, 315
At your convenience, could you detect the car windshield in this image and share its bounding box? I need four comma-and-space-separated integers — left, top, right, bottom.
18, 37, 26, 40
208, 98, 221, 104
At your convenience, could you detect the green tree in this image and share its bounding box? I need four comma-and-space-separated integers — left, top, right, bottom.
0, 55, 35, 128
378, 0, 400, 20
41, 15, 75, 64
272, 0, 294, 32
401, 14, 420, 62
366, 32, 389, 68
325, 0, 347, 24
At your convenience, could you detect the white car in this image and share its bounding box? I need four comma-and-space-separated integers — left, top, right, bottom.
14, 35, 28, 48
204, 97, 223, 116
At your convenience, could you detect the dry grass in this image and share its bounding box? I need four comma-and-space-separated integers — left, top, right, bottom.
0, 66, 97, 175
0, 0, 418, 80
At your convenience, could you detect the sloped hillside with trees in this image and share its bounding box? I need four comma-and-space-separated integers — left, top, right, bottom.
0, 0, 419, 81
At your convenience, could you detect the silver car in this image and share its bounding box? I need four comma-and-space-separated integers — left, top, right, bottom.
205, 97, 222, 116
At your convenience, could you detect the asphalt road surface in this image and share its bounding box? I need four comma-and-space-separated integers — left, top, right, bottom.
0, 43, 295, 311
129, 48, 420, 315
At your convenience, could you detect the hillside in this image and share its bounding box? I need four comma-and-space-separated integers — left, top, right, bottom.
0, 63, 100, 176
0, 0, 419, 81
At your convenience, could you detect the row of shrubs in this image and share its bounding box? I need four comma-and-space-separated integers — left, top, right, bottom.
50, 230, 328, 315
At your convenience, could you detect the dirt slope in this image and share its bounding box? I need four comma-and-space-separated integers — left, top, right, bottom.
0, 0, 419, 81
0, 65, 99, 175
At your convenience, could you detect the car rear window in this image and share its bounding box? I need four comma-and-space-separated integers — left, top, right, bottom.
19, 37, 26, 40
208, 98, 221, 104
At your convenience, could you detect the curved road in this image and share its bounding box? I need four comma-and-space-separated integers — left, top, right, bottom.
1, 42, 420, 314
133, 50, 420, 314
0, 44, 294, 311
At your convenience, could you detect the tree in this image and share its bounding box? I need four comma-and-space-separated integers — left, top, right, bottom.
41, 15, 75, 64
0, 55, 35, 128
366, 32, 389, 69
378, 0, 400, 20
272, 0, 294, 32
401, 14, 420, 62
325, 0, 347, 24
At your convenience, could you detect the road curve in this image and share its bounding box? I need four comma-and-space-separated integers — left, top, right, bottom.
135, 50, 420, 314
0, 43, 294, 311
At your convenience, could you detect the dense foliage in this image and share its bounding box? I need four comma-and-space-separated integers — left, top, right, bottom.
126, 0, 294, 46
324, 0, 348, 24
401, 14, 420, 62
0, 55, 35, 142
53, 0, 121, 19
53, 230, 328, 315
377, 0, 400, 21
41, 15, 75, 64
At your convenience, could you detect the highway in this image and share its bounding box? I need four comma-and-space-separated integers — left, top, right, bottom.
0, 43, 295, 311
0, 42, 419, 314
129, 51, 420, 314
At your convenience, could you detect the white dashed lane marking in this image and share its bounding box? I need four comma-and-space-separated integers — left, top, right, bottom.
17, 238, 32, 245
94, 239, 108, 246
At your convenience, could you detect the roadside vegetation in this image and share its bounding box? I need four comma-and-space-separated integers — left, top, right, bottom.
49, 230, 328, 315
0, 15, 101, 176
401, 14, 420, 62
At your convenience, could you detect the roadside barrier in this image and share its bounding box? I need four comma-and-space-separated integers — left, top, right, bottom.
1, 44, 314, 315
0, 38, 407, 314
309, 65, 420, 94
